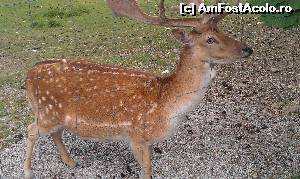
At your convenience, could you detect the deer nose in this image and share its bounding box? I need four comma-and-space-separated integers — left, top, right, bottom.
241, 47, 253, 57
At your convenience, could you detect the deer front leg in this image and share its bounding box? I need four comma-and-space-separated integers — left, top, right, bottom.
50, 129, 77, 168
131, 141, 153, 179
24, 123, 39, 179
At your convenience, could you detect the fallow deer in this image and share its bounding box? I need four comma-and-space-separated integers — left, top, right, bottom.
24, 0, 253, 178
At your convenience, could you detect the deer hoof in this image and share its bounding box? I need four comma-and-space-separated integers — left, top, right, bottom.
24, 170, 33, 179
65, 158, 77, 168
139, 171, 152, 179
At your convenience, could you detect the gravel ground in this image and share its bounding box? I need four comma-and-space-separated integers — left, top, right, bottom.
0, 17, 300, 178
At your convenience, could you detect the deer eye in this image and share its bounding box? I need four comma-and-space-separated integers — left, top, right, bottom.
207, 37, 216, 44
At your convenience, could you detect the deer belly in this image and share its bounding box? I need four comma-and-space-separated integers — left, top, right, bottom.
63, 115, 132, 139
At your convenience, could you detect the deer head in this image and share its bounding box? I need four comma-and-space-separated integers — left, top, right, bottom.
107, 0, 252, 64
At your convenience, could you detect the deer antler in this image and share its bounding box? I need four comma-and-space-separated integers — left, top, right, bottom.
159, 0, 166, 20
106, 0, 206, 28
106, 0, 240, 28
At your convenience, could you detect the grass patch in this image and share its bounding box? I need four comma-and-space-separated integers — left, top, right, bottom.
291, 175, 300, 179
0, 100, 7, 117
0, 0, 178, 69
35, 6, 90, 28
47, 19, 61, 27
43, 6, 89, 18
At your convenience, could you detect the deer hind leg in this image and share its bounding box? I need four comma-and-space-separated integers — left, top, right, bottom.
131, 141, 153, 179
50, 129, 76, 168
24, 123, 39, 179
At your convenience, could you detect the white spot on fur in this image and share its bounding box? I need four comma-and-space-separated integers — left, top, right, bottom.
129, 73, 146, 78
137, 114, 142, 121
64, 115, 72, 124
103, 72, 120, 75
147, 103, 158, 114
79, 119, 132, 128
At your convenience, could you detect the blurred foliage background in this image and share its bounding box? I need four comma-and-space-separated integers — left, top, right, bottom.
249, 0, 300, 28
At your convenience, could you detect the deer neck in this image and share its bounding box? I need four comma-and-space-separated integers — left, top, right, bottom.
161, 46, 216, 119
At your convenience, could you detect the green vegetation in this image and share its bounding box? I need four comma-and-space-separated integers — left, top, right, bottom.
250, 0, 300, 28
291, 174, 300, 179
0, 0, 180, 72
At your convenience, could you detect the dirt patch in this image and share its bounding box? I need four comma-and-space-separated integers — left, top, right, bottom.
0, 51, 25, 77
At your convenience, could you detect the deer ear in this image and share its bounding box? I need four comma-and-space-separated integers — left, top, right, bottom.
172, 29, 191, 44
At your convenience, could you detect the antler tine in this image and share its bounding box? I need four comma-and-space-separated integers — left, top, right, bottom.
106, 0, 157, 24
106, 0, 205, 28
159, 0, 166, 20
